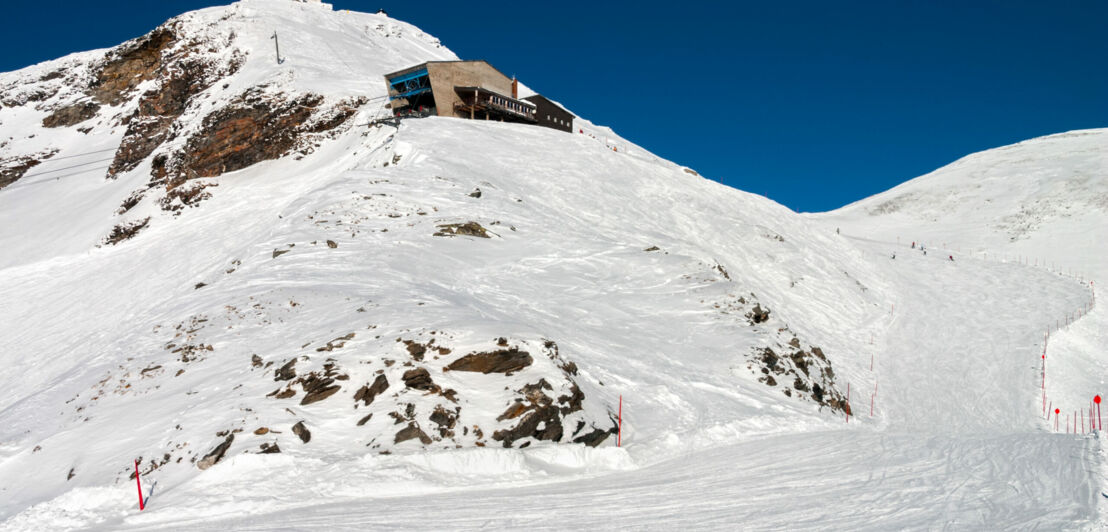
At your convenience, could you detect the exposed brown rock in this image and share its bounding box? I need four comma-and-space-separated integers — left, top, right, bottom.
301, 384, 341, 405
170, 90, 320, 182
91, 28, 176, 106
353, 374, 389, 406
402, 368, 439, 392
298, 373, 340, 405
394, 423, 432, 445
108, 66, 214, 178
572, 426, 616, 447
497, 402, 529, 421
274, 359, 297, 381
258, 442, 281, 454
292, 421, 311, 443
316, 333, 355, 352
1, 149, 59, 190
42, 102, 100, 128
197, 434, 233, 470
429, 406, 458, 438
445, 348, 532, 375
492, 405, 563, 448
103, 217, 150, 245
434, 221, 491, 238
557, 383, 585, 415
402, 340, 428, 361
748, 304, 770, 324
789, 351, 810, 376
760, 348, 781, 374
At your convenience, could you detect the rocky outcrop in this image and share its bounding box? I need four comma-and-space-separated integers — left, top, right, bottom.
91, 28, 176, 106
164, 89, 336, 186
402, 368, 439, 392
249, 335, 613, 454
353, 375, 389, 406
197, 434, 233, 470
747, 304, 770, 324
274, 359, 297, 381
434, 221, 491, 238
493, 404, 563, 447
292, 421, 311, 443
42, 102, 100, 128
103, 217, 151, 245
394, 423, 432, 445
299, 374, 341, 406
0, 149, 58, 190
751, 336, 848, 414
445, 348, 532, 375
105, 33, 244, 179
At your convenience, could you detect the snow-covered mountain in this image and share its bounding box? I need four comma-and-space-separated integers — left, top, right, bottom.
821, 128, 1107, 272
0, 1, 1104, 529
819, 128, 1107, 489
0, 0, 885, 527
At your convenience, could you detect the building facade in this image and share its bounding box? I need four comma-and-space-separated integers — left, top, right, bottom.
524, 94, 575, 133
385, 61, 536, 123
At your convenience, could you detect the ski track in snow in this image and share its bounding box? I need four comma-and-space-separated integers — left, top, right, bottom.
66, 238, 1102, 531
0, 0, 1104, 528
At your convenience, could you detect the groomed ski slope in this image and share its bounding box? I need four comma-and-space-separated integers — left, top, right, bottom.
99, 238, 1099, 530
3, 119, 1098, 530
0, 0, 1103, 525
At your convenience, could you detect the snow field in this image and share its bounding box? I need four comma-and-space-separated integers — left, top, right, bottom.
0, 0, 1104, 527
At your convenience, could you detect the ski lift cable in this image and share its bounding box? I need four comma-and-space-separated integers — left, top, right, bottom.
2, 163, 113, 192
18, 146, 120, 163
21, 156, 117, 179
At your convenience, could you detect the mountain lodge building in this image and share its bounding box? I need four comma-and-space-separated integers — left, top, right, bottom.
384, 60, 572, 132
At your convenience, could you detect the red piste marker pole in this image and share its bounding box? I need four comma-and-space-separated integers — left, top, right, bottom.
1096, 395, 1102, 431
1055, 408, 1061, 431
134, 459, 144, 511
617, 395, 622, 447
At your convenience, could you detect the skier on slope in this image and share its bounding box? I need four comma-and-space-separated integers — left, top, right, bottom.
949, 255, 954, 261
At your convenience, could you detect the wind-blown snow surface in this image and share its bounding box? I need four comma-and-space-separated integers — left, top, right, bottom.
0, 1, 1104, 529
820, 129, 1106, 443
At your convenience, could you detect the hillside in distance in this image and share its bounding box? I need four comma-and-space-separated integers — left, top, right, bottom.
818, 128, 1107, 465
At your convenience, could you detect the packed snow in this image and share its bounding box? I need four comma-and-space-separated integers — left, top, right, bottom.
0, 0, 1105, 529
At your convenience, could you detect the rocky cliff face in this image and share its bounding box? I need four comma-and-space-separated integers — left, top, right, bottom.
1, 9, 367, 212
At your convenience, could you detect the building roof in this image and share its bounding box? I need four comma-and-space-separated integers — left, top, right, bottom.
522, 94, 576, 118
384, 60, 514, 82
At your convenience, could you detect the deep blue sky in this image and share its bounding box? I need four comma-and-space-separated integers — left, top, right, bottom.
3, 1, 1106, 212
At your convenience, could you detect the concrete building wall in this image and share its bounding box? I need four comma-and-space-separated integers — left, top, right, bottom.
426, 61, 513, 118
